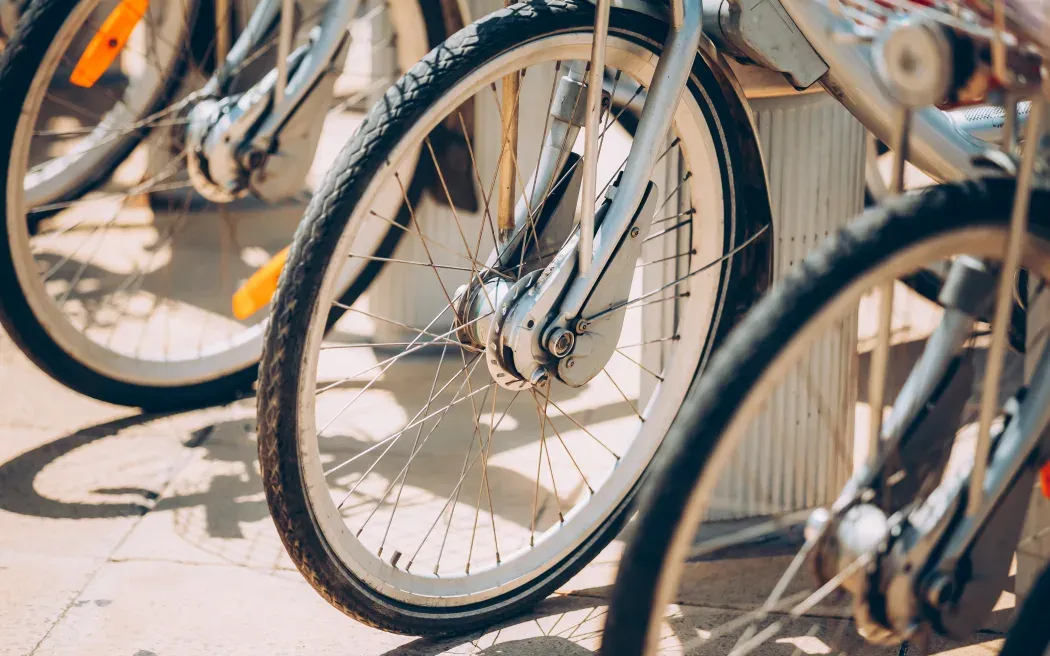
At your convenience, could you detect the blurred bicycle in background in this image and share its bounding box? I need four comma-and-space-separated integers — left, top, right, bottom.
0, 0, 467, 410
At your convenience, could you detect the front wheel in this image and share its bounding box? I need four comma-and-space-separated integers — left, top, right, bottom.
258, 0, 772, 635
602, 179, 1050, 655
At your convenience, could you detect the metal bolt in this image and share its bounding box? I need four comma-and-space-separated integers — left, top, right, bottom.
575, 319, 590, 334
530, 369, 549, 386
549, 328, 575, 357
925, 574, 955, 608
243, 149, 266, 169
565, 358, 576, 369
629, 226, 640, 238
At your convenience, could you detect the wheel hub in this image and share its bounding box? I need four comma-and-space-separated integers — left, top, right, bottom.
185, 96, 258, 203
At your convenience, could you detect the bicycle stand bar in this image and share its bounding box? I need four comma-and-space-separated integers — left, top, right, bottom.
497, 0, 522, 244
577, 0, 612, 273
276, 0, 294, 105
969, 97, 1049, 517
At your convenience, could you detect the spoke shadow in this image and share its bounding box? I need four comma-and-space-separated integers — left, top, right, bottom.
0, 409, 268, 541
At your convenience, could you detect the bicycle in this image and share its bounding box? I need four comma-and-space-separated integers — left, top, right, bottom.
0, 0, 462, 410
601, 0, 1050, 654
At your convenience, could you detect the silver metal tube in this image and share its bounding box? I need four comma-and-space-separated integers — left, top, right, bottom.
578, 0, 613, 274
968, 98, 1048, 517
778, 0, 984, 183
276, 0, 295, 105
559, 0, 702, 319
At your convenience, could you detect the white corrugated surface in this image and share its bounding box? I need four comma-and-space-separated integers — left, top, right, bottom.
708, 91, 866, 519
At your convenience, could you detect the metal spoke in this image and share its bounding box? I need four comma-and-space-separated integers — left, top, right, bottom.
643, 217, 692, 244
587, 224, 770, 324
336, 357, 486, 512
456, 111, 500, 253
406, 390, 523, 570
327, 376, 491, 484
545, 403, 594, 494
316, 304, 484, 395
687, 509, 813, 560
617, 334, 680, 349
526, 387, 567, 548
366, 210, 513, 281
637, 250, 695, 268
434, 383, 495, 573
724, 556, 871, 656
320, 339, 464, 351
652, 171, 693, 217
546, 396, 621, 459
652, 208, 696, 225
348, 253, 491, 274
330, 302, 484, 353
319, 304, 459, 437
376, 343, 452, 557
603, 368, 642, 420
461, 384, 502, 573
614, 348, 664, 381
30, 151, 190, 216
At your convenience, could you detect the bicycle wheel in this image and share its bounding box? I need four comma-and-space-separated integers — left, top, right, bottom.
0, 0, 444, 410
603, 178, 1050, 655
257, 0, 772, 635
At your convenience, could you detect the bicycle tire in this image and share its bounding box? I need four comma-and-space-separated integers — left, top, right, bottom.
0, 0, 446, 410
601, 178, 1050, 654
258, 0, 772, 635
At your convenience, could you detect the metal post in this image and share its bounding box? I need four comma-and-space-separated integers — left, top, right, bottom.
276, 0, 295, 105
577, 0, 612, 273
865, 107, 910, 467
969, 98, 1047, 517
216, 0, 231, 63
497, 0, 522, 244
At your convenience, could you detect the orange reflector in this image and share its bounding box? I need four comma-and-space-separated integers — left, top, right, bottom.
69, 0, 150, 88
1040, 461, 1050, 499
232, 247, 289, 320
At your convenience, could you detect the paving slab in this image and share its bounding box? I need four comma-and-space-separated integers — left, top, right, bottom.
29, 559, 413, 656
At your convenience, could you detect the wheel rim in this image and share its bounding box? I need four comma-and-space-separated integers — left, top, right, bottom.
293, 32, 737, 605
6, 0, 430, 388
634, 223, 1050, 654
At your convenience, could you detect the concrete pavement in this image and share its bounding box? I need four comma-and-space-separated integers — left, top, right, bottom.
0, 319, 1020, 655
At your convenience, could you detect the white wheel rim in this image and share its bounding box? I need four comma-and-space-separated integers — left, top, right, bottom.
296, 32, 735, 605
6, 1, 430, 388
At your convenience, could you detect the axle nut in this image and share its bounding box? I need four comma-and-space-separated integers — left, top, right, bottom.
549, 328, 576, 358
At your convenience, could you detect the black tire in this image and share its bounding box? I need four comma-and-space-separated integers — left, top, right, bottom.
601, 178, 1050, 655
0, 0, 447, 411
1001, 558, 1050, 655
257, 0, 772, 636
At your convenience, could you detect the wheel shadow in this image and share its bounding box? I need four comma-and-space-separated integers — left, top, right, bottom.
0, 409, 268, 537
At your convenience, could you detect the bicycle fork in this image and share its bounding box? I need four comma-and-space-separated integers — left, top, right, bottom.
485, 0, 704, 390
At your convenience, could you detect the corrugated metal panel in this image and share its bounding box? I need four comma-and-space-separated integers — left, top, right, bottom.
709, 92, 865, 519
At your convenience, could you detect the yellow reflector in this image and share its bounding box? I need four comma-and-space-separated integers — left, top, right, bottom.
70, 0, 150, 88
232, 246, 289, 320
